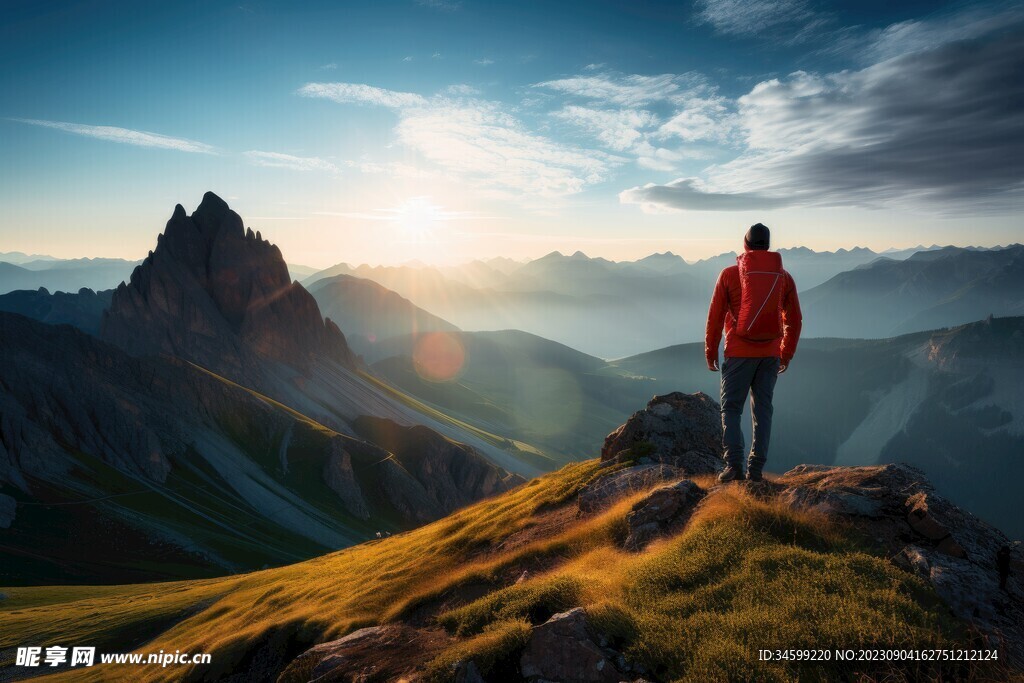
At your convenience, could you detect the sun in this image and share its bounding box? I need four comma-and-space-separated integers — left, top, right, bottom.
390, 197, 444, 243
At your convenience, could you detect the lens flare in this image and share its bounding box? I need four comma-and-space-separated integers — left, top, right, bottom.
412, 332, 466, 382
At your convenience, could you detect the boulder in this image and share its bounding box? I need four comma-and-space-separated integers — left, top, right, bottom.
578, 464, 683, 513
520, 608, 623, 683
624, 479, 706, 551
601, 392, 721, 475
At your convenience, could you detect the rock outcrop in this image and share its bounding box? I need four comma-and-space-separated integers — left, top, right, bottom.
623, 479, 705, 551
776, 463, 1024, 668
519, 608, 624, 683
601, 392, 721, 475
101, 192, 357, 380
278, 624, 450, 683
577, 463, 683, 513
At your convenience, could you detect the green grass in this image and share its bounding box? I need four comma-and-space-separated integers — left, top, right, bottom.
0, 461, 993, 682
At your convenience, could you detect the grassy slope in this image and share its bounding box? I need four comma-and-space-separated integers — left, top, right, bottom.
1, 461, 983, 683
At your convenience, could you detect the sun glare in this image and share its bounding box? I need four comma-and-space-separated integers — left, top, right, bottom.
389, 197, 445, 244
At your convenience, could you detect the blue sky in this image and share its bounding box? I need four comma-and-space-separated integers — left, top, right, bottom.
1, 0, 1021, 266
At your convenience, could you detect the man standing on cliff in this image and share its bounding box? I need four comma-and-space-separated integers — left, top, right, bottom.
705, 223, 802, 483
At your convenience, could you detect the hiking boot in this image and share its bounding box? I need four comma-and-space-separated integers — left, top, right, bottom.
717, 465, 745, 483
746, 467, 764, 483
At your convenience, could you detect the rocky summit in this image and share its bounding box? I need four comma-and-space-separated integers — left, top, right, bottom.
600, 391, 722, 474
101, 191, 356, 380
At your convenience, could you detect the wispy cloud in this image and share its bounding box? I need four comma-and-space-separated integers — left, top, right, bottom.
622, 13, 1024, 215
244, 150, 339, 173
474, 58, 494, 66
552, 106, 657, 152
535, 72, 701, 106
827, 2, 1024, 62
10, 118, 217, 154
301, 82, 622, 197
538, 71, 734, 171
694, 0, 831, 43
319, 62, 338, 70
296, 82, 427, 108
443, 84, 480, 96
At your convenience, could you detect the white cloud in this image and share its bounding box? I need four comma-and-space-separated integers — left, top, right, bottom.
319, 62, 338, 70
537, 71, 735, 172
443, 84, 481, 96
395, 100, 621, 197
474, 58, 494, 66
244, 151, 339, 173
11, 118, 217, 154
657, 96, 735, 143
301, 82, 621, 197
296, 82, 427, 108
535, 73, 700, 106
551, 106, 657, 151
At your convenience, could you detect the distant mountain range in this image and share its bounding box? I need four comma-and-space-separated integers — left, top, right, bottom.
303, 244, 1020, 358
0, 258, 138, 294
802, 244, 1024, 338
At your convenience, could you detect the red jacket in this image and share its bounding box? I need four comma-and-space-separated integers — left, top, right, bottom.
705, 251, 802, 364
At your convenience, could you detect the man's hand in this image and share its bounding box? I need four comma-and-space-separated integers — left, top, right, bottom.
707, 358, 719, 372
778, 361, 789, 374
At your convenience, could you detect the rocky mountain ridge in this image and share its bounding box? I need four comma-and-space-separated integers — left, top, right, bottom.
101, 191, 357, 381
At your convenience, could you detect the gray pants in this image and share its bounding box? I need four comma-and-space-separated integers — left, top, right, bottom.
720, 356, 780, 470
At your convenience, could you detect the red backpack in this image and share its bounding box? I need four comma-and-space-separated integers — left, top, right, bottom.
735, 251, 784, 341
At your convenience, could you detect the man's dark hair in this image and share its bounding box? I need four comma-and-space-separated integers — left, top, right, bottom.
745, 223, 770, 250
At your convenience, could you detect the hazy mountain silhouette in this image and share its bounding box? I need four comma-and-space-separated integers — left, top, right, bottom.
308, 274, 458, 357
802, 245, 1024, 337
0, 258, 137, 294
304, 246, 970, 358
0, 286, 112, 334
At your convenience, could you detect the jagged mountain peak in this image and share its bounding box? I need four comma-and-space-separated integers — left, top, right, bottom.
102, 192, 356, 379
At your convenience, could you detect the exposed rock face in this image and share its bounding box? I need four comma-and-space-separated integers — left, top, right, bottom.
776, 463, 1024, 668
578, 464, 683, 513
322, 443, 371, 521
601, 392, 721, 475
101, 192, 356, 379
520, 608, 623, 683
352, 416, 524, 520
277, 624, 449, 683
624, 479, 705, 551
